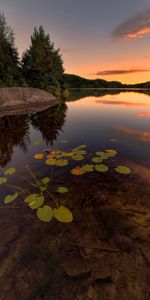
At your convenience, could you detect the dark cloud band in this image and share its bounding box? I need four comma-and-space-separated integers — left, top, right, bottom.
112, 8, 150, 40
94, 68, 150, 76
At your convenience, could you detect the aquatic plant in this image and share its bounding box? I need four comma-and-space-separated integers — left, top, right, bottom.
1, 143, 132, 224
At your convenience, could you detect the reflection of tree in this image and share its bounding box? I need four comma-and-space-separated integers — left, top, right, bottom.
31, 104, 67, 145
0, 115, 30, 167
66, 89, 150, 102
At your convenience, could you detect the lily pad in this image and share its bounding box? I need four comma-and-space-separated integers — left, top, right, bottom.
95, 164, 109, 172
41, 177, 51, 185
77, 145, 87, 149
115, 165, 131, 175
105, 149, 117, 157
96, 151, 105, 156
37, 205, 53, 222
45, 158, 56, 166
4, 167, 16, 175
0, 177, 7, 184
4, 192, 18, 204
34, 154, 44, 159
72, 155, 84, 161
92, 157, 103, 163
54, 206, 73, 223
71, 166, 86, 176
55, 159, 68, 167
56, 186, 69, 193
82, 164, 94, 172
24, 194, 44, 209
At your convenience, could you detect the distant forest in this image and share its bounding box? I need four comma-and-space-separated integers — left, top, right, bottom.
64, 74, 150, 89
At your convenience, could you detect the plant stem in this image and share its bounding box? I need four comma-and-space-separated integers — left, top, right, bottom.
6, 184, 25, 192
26, 165, 38, 184
47, 190, 58, 208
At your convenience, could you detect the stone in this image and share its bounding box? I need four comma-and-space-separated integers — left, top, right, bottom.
0, 87, 58, 117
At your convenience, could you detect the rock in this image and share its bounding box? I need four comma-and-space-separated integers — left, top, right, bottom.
0, 87, 58, 117
63, 257, 91, 278
0, 225, 20, 247
112, 234, 133, 252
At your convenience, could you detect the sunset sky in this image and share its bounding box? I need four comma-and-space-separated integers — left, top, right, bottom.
1, 0, 150, 83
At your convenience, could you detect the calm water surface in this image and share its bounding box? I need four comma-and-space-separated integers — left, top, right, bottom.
0, 90, 150, 179
0, 90, 150, 299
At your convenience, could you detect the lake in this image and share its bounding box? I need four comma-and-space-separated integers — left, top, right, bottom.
0, 89, 150, 300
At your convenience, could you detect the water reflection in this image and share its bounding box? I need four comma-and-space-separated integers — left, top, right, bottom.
0, 104, 67, 167
0, 115, 30, 167
67, 88, 150, 101
31, 104, 67, 145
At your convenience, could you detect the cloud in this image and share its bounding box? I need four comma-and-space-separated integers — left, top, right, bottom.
112, 8, 150, 40
138, 112, 150, 118
116, 127, 150, 142
94, 68, 150, 76
95, 100, 148, 107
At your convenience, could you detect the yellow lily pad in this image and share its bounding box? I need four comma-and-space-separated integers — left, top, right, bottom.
115, 165, 131, 175
37, 205, 53, 222
95, 164, 109, 172
55, 159, 68, 167
92, 157, 103, 163
4, 192, 18, 204
105, 149, 117, 157
45, 158, 56, 166
56, 186, 69, 193
4, 167, 16, 175
72, 155, 84, 161
54, 206, 73, 223
0, 177, 7, 184
82, 164, 94, 172
24, 194, 44, 209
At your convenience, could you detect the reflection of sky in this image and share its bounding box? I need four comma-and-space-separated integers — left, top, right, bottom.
0, 92, 150, 178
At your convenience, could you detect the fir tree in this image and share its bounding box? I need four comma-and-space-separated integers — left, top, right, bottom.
22, 26, 65, 96
0, 12, 20, 87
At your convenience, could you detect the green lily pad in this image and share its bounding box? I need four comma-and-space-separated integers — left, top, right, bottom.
24, 194, 44, 209
37, 205, 53, 222
41, 177, 51, 185
77, 145, 87, 149
72, 155, 84, 161
82, 164, 94, 172
96, 151, 105, 156
45, 158, 56, 166
4, 167, 16, 175
95, 164, 109, 172
77, 150, 87, 155
92, 157, 103, 163
54, 206, 73, 223
115, 165, 131, 175
56, 186, 69, 193
0, 177, 7, 184
4, 192, 18, 204
63, 151, 74, 157
55, 159, 68, 167
105, 149, 117, 157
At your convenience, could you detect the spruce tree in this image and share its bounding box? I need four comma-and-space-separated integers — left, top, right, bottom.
0, 12, 20, 87
22, 26, 64, 96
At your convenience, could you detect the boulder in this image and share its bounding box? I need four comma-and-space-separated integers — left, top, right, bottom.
0, 87, 58, 117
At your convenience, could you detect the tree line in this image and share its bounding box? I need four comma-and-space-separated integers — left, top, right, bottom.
0, 13, 65, 97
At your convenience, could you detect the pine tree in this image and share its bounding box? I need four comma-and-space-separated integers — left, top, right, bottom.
22, 26, 65, 96
0, 12, 20, 87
